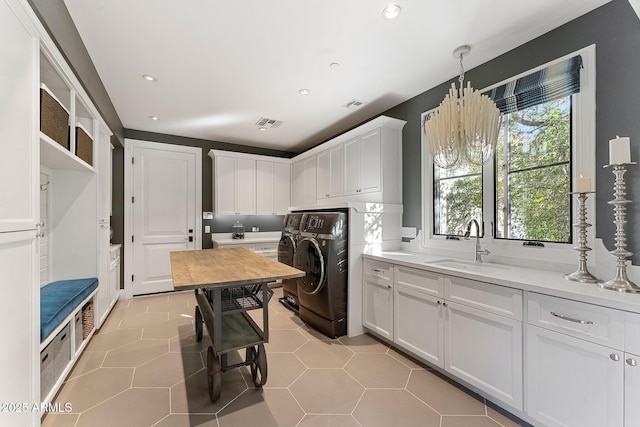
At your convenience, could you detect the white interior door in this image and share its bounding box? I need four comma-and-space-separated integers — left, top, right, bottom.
126, 139, 201, 296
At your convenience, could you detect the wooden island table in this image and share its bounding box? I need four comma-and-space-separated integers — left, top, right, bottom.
170, 247, 304, 402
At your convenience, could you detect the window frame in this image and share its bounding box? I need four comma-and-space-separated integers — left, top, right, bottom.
420, 45, 596, 267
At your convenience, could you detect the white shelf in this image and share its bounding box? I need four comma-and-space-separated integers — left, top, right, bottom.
40, 132, 94, 172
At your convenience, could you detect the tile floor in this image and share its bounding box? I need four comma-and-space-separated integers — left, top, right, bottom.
42, 287, 529, 427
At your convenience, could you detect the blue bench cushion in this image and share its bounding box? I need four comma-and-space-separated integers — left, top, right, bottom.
40, 278, 98, 342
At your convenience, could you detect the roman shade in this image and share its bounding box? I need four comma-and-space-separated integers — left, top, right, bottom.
483, 55, 582, 114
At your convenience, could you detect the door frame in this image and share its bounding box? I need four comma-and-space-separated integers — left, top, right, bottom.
123, 139, 202, 298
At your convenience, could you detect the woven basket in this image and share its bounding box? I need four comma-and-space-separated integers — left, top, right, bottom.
81, 301, 94, 339
75, 125, 93, 166
40, 86, 69, 149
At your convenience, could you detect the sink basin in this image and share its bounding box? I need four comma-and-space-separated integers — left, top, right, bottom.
425, 259, 510, 272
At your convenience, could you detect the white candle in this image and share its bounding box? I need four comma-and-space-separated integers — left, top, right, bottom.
609, 136, 631, 165
575, 175, 592, 193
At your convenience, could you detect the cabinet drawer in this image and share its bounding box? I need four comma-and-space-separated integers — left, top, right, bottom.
445, 276, 522, 320
527, 293, 624, 349
363, 259, 393, 281
395, 265, 443, 297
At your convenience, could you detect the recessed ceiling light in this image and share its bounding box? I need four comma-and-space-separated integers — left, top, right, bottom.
258, 126, 267, 131
142, 74, 157, 82
149, 115, 159, 120
382, 4, 401, 19
329, 62, 340, 69
298, 88, 310, 95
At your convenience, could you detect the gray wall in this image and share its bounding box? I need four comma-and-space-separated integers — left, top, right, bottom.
30, 0, 640, 262
384, 0, 640, 263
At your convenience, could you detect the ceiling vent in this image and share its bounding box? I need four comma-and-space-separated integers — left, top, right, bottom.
344, 99, 365, 109
255, 117, 283, 129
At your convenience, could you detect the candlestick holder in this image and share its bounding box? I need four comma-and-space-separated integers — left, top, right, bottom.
565, 191, 601, 283
600, 163, 640, 293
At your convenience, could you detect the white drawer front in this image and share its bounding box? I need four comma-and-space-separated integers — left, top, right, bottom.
395, 265, 443, 297
527, 293, 625, 349
445, 276, 522, 320
363, 259, 393, 282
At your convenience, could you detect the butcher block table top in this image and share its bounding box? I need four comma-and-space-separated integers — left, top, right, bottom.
170, 247, 304, 290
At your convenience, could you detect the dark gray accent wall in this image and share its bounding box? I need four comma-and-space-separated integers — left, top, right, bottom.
26, 0, 124, 147
384, 0, 640, 263
123, 129, 296, 248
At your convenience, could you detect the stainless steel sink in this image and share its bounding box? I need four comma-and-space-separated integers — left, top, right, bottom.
425, 258, 510, 272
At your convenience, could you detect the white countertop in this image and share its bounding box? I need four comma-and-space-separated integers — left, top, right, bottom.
211, 231, 281, 245
363, 250, 640, 315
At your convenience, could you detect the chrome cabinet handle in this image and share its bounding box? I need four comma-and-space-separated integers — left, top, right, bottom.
610, 354, 620, 362
550, 312, 593, 325
372, 268, 385, 273
627, 358, 637, 366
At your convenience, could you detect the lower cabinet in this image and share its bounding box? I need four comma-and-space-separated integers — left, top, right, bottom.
526, 324, 624, 427
625, 352, 640, 427
362, 259, 393, 340
364, 261, 523, 411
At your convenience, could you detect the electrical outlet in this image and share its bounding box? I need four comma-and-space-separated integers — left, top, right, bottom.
202, 212, 213, 220
401, 227, 417, 239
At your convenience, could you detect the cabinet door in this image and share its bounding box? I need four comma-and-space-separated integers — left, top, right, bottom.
0, 230, 38, 424
445, 301, 523, 410
214, 156, 237, 214
0, 0, 38, 234
526, 325, 623, 427
359, 129, 381, 193
273, 162, 291, 214
303, 156, 316, 206
256, 160, 275, 215
362, 275, 393, 340
394, 285, 444, 367
235, 158, 256, 214
328, 145, 344, 197
344, 137, 361, 195
626, 353, 640, 427
291, 160, 304, 207
316, 150, 330, 199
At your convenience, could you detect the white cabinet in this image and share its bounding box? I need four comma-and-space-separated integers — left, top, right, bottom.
363, 260, 523, 412
290, 116, 404, 208
362, 259, 394, 340
526, 293, 626, 427
316, 145, 344, 200
527, 324, 623, 427
344, 130, 382, 196
393, 266, 444, 366
625, 352, 640, 427
109, 245, 121, 306
291, 155, 316, 207
213, 155, 256, 215
210, 150, 291, 215
256, 159, 290, 215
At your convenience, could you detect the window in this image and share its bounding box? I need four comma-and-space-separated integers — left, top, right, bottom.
422, 46, 596, 265
495, 97, 572, 242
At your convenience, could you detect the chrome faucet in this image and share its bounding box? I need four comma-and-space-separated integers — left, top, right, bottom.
464, 219, 490, 263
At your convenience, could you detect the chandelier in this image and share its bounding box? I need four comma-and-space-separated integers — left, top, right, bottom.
424, 45, 502, 169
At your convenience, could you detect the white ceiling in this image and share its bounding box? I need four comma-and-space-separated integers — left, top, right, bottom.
63, 0, 610, 154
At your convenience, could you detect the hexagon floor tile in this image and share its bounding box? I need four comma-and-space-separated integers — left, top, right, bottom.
42, 287, 531, 427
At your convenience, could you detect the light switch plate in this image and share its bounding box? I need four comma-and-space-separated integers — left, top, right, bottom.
202, 212, 213, 219
204, 225, 210, 233
402, 227, 417, 239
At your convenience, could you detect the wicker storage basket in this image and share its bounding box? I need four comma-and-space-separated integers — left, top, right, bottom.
81, 301, 94, 339
40, 84, 69, 149
75, 125, 93, 166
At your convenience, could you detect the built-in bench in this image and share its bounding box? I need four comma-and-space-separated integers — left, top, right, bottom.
40, 278, 98, 342
40, 278, 98, 402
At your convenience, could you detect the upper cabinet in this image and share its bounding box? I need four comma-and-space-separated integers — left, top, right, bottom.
290, 116, 405, 209
256, 159, 290, 215
209, 150, 290, 215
